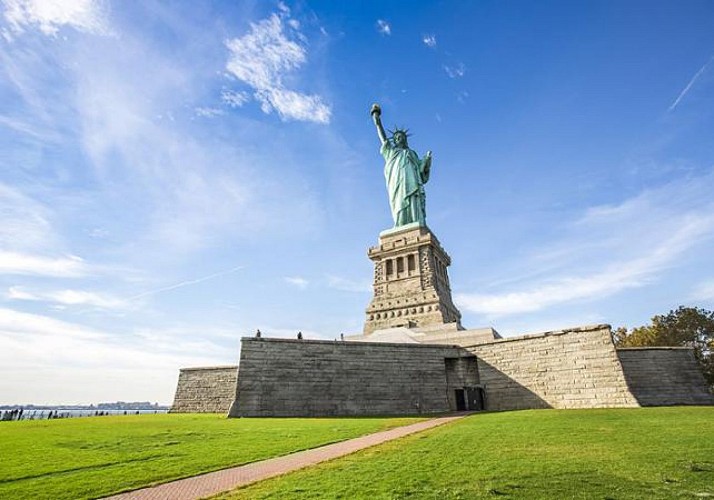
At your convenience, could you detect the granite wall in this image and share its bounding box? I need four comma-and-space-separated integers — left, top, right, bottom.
229, 338, 468, 417
173, 326, 712, 417
464, 325, 639, 411
170, 366, 238, 413
617, 347, 713, 406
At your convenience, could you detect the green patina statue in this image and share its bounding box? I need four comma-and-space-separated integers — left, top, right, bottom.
371, 103, 432, 228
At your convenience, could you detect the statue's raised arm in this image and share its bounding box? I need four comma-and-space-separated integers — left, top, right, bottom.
370, 103, 388, 145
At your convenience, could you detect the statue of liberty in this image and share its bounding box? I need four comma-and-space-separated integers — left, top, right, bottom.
370, 104, 432, 228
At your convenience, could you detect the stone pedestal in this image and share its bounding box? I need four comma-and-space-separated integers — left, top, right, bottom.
363, 224, 462, 334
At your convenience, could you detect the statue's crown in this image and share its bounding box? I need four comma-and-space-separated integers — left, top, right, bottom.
388, 127, 410, 142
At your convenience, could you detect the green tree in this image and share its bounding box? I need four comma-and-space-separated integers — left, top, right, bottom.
615, 306, 714, 387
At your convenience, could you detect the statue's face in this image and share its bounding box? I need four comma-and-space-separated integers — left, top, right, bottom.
393, 132, 407, 148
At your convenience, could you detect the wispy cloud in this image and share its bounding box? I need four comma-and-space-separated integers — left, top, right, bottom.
0, 307, 231, 404
221, 89, 249, 108
457, 219, 711, 314
0, 251, 89, 277
422, 34, 436, 47
376, 19, 391, 36
225, 13, 304, 91
276, 1, 290, 16
1, 0, 111, 37
0, 114, 60, 140
225, 11, 331, 123
7, 286, 126, 308
668, 55, 714, 112
0, 183, 57, 252
284, 276, 309, 289
194, 107, 224, 118
0, 307, 107, 340
444, 63, 466, 78
456, 172, 714, 318
326, 274, 371, 293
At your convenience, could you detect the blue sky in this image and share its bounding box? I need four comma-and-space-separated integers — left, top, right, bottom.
1, 0, 713, 405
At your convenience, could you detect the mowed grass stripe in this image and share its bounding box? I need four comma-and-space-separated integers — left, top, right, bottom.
0, 413, 426, 500
220, 407, 714, 500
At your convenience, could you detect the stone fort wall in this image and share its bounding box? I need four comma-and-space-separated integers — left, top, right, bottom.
617, 347, 713, 406
171, 326, 712, 415
228, 338, 472, 417
170, 366, 238, 413
463, 325, 639, 411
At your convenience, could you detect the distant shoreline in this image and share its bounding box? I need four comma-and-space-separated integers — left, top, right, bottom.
0, 403, 170, 411
1, 407, 170, 421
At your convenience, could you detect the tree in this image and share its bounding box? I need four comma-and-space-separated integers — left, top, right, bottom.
614, 306, 714, 387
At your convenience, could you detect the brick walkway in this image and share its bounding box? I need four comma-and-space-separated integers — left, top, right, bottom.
105, 413, 467, 500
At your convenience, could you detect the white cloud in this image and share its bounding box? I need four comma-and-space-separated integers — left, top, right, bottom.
457, 227, 693, 315
256, 88, 331, 123
225, 12, 331, 123
0, 308, 231, 404
276, 1, 290, 15
7, 286, 126, 308
221, 89, 249, 108
327, 274, 371, 293
457, 173, 714, 318
284, 276, 309, 289
0, 307, 106, 340
444, 63, 466, 78
2, 0, 110, 37
0, 251, 88, 277
422, 34, 436, 47
376, 19, 391, 36
6, 287, 38, 300
0, 183, 57, 252
194, 107, 224, 118
225, 14, 304, 90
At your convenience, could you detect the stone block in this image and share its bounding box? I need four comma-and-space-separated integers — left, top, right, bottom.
170, 366, 238, 413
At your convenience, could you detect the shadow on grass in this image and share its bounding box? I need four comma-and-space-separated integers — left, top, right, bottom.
0, 455, 164, 484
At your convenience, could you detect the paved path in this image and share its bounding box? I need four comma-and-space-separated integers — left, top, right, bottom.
105, 413, 468, 500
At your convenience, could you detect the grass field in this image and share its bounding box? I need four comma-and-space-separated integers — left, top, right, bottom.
0, 413, 424, 500
222, 407, 714, 499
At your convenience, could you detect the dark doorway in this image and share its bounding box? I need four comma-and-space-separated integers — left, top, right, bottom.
466, 386, 486, 411
478, 387, 485, 410
455, 389, 466, 411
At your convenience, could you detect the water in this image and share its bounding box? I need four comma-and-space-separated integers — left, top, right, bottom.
1, 408, 169, 421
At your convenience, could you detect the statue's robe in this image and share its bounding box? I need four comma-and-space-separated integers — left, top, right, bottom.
381, 141, 430, 227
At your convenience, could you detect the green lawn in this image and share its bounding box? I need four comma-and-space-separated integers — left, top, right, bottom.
0, 413, 424, 500
222, 407, 714, 499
